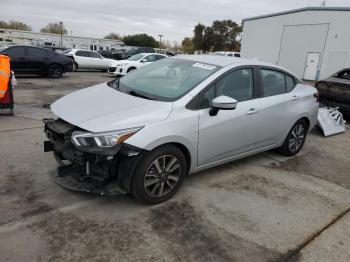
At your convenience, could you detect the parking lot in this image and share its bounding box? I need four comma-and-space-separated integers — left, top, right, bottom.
0, 71, 349, 262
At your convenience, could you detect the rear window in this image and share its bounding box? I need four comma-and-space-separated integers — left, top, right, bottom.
3, 47, 25, 57
261, 69, 286, 96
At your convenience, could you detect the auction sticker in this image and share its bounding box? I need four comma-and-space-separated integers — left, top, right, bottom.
192, 63, 216, 70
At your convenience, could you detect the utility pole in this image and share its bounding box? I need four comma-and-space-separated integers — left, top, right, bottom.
59, 22, 63, 47
158, 34, 163, 53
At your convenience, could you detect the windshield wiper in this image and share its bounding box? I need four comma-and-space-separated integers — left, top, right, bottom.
128, 90, 154, 100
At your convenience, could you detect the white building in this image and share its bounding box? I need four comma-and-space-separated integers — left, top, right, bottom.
0, 28, 124, 51
241, 7, 350, 80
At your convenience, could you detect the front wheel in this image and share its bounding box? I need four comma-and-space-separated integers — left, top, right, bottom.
278, 119, 308, 156
132, 145, 187, 204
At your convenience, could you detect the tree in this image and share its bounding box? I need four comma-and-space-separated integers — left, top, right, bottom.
122, 34, 157, 47
181, 37, 193, 54
211, 20, 242, 51
40, 22, 67, 34
0, 20, 32, 31
191, 20, 242, 52
192, 23, 205, 51
104, 32, 122, 40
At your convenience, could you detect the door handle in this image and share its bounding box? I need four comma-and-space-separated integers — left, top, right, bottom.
292, 95, 300, 101
247, 108, 259, 115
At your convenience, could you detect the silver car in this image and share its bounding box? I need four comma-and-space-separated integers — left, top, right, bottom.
44, 55, 319, 204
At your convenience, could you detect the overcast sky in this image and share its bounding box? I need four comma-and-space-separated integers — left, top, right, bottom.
1, 0, 350, 43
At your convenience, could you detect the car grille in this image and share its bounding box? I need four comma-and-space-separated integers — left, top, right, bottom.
108, 67, 116, 72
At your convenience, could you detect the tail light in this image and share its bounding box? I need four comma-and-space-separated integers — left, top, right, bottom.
314, 92, 320, 102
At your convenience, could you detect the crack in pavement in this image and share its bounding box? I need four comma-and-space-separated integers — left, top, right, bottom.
285, 206, 350, 261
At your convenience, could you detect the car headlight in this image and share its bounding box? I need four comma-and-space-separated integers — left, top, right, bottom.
71, 127, 143, 155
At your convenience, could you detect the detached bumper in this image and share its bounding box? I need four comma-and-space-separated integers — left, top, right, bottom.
44, 118, 144, 195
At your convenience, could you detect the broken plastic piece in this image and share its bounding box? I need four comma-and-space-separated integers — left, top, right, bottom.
317, 107, 346, 136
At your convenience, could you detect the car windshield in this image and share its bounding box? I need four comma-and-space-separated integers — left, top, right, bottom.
127, 53, 145, 61
117, 58, 221, 101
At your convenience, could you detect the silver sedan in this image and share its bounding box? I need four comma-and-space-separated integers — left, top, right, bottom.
46, 55, 319, 204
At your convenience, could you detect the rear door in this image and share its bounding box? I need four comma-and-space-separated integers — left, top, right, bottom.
256, 67, 299, 147
26, 47, 50, 72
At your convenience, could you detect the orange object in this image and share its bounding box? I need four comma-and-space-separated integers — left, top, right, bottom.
0, 55, 11, 99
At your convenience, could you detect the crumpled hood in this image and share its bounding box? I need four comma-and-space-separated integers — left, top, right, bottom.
51, 83, 173, 132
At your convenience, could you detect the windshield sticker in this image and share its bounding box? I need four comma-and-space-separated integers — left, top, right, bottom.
192, 63, 216, 70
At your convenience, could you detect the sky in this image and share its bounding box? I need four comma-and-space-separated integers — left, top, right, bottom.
1, 0, 350, 43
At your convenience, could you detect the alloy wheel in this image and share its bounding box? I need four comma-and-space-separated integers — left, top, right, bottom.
144, 155, 181, 198
288, 124, 305, 153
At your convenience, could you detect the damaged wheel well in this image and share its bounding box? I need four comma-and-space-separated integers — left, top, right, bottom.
300, 117, 310, 131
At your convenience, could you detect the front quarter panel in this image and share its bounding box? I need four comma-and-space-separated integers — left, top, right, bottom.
125, 106, 199, 173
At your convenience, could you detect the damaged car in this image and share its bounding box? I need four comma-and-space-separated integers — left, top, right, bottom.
44, 55, 319, 204
316, 68, 350, 116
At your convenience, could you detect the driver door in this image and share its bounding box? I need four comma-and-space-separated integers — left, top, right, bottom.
197, 67, 262, 166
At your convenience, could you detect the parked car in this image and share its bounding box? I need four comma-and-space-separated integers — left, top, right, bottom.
214, 51, 241, 58
108, 53, 167, 76
43, 46, 70, 54
124, 47, 155, 59
62, 49, 113, 71
44, 55, 319, 204
315, 68, 350, 115
98, 50, 125, 61
0, 45, 73, 78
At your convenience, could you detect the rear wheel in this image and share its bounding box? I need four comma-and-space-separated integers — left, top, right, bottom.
48, 64, 63, 79
278, 119, 308, 156
132, 145, 187, 204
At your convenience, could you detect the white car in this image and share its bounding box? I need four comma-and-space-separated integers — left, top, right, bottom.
214, 51, 241, 58
108, 53, 167, 76
45, 55, 319, 204
62, 49, 113, 71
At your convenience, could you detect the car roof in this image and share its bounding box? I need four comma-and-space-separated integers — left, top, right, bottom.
174, 55, 301, 80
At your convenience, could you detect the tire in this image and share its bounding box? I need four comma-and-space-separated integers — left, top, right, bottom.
132, 145, 187, 204
72, 62, 78, 72
48, 64, 63, 79
278, 119, 308, 156
127, 67, 136, 73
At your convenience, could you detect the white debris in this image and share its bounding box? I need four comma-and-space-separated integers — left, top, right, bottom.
317, 107, 346, 136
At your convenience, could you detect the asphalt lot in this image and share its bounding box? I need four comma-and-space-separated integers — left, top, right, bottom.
0, 71, 349, 262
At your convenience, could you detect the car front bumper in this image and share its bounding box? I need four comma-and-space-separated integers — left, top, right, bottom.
43, 118, 143, 195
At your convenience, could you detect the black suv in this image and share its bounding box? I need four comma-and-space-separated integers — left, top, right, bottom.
1, 45, 73, 78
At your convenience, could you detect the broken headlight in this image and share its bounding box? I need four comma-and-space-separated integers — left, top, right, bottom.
71, 127, 143, 155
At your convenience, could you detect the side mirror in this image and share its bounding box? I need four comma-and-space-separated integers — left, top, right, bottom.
209, 96, 237, 116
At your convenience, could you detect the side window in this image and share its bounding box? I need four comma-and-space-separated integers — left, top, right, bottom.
75, 51, 89, 57
90, 52, 102, 58
261, 69, 286, 96
4, 47, 25, 57
199, 86, 215, 108
216, 69, 253, 101
234, 53, 241, 57
199, 68, 254, 108
143, 55, 157, 62
27, 47, 48, 57
156, 55, 166, 60
285, 74, 296, 92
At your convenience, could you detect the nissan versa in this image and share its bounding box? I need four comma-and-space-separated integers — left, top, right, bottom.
44, 55, 319, 204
